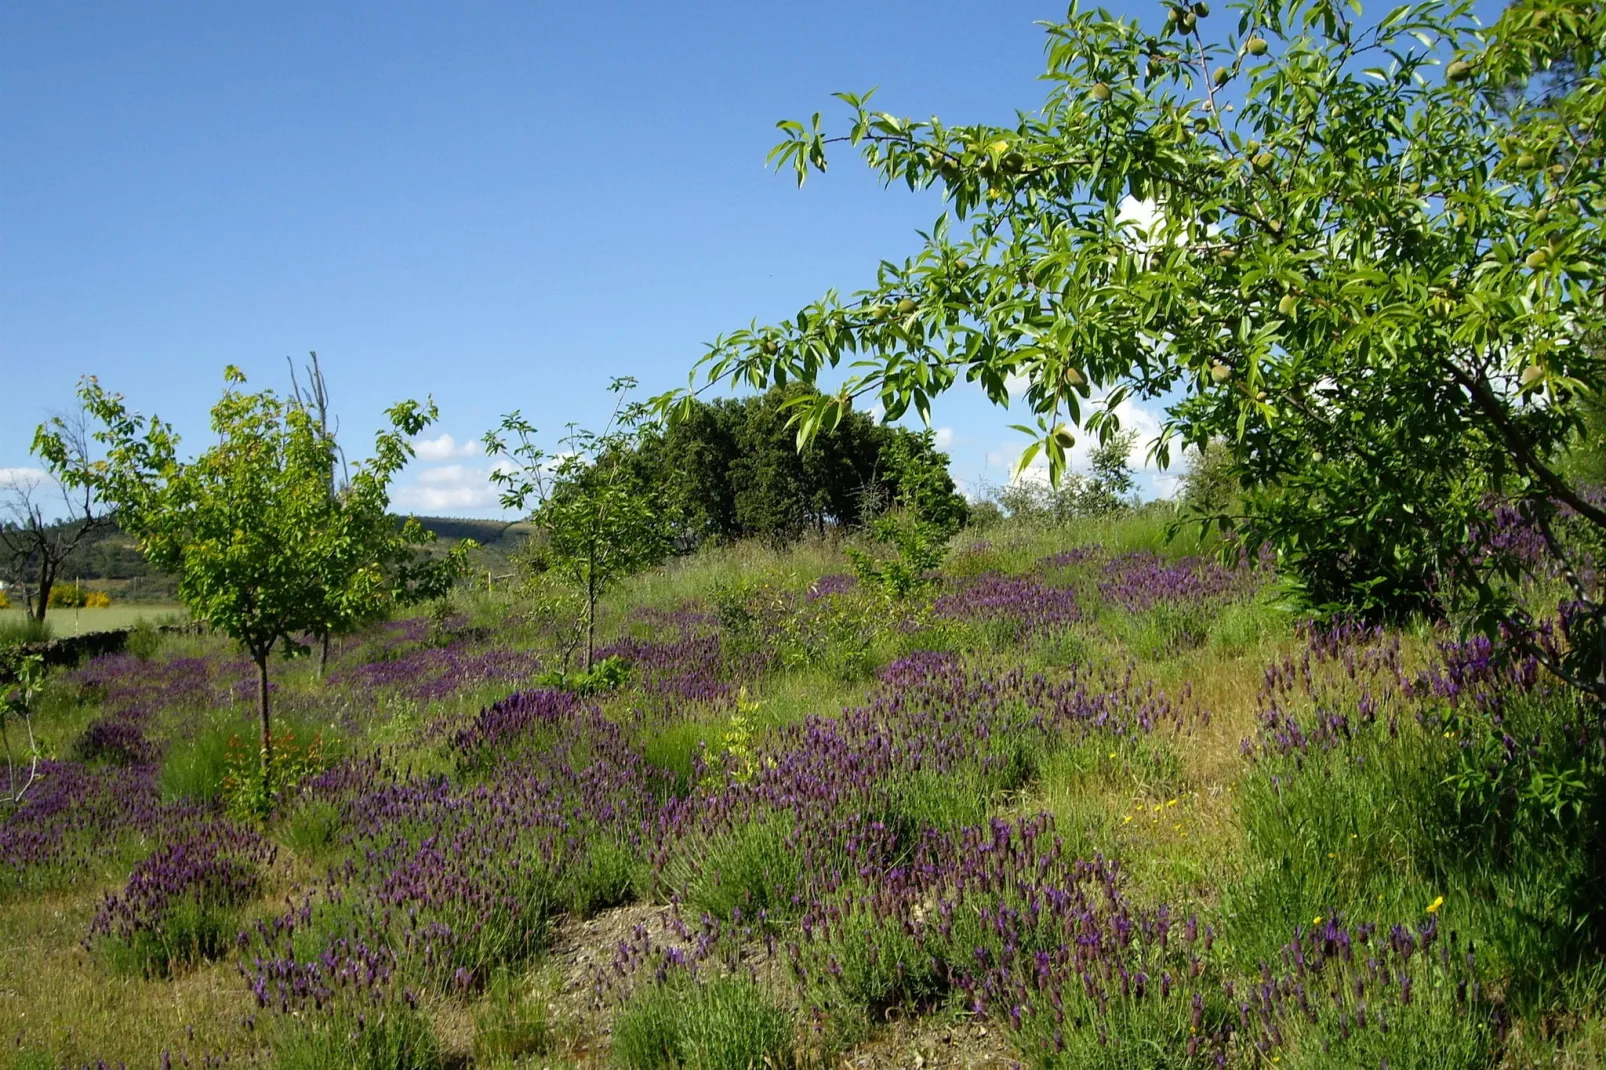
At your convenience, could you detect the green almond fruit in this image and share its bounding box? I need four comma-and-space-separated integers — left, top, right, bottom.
1253, 152, 1275, 171
1181, 12, 1197, 31
1214, 67, 1231, 87
1446, 60, 1473, 82
896, 297, 918, 315
760, 340, 779, 355
1210, 362, 1232, 383
1091, 82, 1112, 101
1525, 248, 1550, 269
1278, 293, 1298, 316
1515, 153, 1536, 169
1194, 2, 1210, 16
1245, 36, 1269, 55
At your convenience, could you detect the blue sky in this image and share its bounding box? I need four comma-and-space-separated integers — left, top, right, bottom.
4, 2, 1250, 516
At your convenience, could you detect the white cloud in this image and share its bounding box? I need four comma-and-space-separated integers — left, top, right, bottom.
1152, 473, 1185, 499
1118, 194, 1161, 235
394, 463, 504, 513
933, 427, 954, 449
411, 433, 482, 461
985, 397, 1167, 487
0, 467, 50, 491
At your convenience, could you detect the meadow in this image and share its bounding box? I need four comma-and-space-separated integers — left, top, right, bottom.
0, 605, 188, 641
1, 509, 1602, 1069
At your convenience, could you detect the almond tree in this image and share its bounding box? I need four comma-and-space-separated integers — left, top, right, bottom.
485, 378, 670, 672
54, 368, 446, 804
657, 0, 1606, 701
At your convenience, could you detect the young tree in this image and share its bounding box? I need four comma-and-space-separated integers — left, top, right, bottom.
657, 0, 1606, 701
848, 429, 966, 599
0, 651, 46, 805
54, 368, 444, 803
485, 379, 671, 671
283, 352, 471, 675
4, 413, 109, 621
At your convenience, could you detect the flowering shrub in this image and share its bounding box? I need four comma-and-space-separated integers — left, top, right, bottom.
1240, 618, 1606, 984
88, 820, 275, 976
71, 716, 155, 766
933, 572, 1082, 644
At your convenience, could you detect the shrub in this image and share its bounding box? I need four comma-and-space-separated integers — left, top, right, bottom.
536, 654, 633, 696
565, 838, 641, 918
641, 719, 713, 799
674, 814, 804, 921
1236, 622, 1606, 1000
46, 583, 108, 608
278, 798, 345, 859
88, 821, 275, 976
72, 716, 154, 766
613, 975, 794, 1070
221, 725, 329, 819
126, 618, 163, 661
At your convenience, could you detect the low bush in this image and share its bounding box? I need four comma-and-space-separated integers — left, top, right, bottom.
671, 814, 804, 922
88, 821, 275, 976
71, 716, 154, 766
612, 975, 794, 1070
126, 618, 163, 661
565, 837, 641, 918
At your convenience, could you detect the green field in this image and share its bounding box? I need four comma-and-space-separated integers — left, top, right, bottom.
0, 604, 187, 637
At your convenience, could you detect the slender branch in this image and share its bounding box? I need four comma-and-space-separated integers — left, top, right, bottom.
1443, 359, 1606, 531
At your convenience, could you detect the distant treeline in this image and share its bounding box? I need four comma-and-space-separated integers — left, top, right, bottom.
624, 385, 968, 547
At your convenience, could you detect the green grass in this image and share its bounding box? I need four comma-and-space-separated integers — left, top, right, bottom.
6, 506, 1603, 1068
0, 603, 187, 637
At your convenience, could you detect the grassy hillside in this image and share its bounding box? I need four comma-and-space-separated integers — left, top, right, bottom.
1, 511, 1601, 1067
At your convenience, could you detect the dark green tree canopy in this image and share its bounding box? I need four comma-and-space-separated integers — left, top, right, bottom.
634, 385, 967, 546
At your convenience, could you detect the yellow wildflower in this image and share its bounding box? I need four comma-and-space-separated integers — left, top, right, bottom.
1427, 895, 1445, 914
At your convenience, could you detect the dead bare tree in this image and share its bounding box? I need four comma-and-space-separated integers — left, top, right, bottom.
287, 351, 348, 674
2, 412, 109, 623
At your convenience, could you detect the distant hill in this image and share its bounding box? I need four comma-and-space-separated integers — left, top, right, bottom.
413, 516, 533, 549
7, 515, 532, 602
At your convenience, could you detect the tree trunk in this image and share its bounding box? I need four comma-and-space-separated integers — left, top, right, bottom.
318, 632, 330, 679
33, 558, 54, 624
256, 652, 273, 803
585, 572, 596, 672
